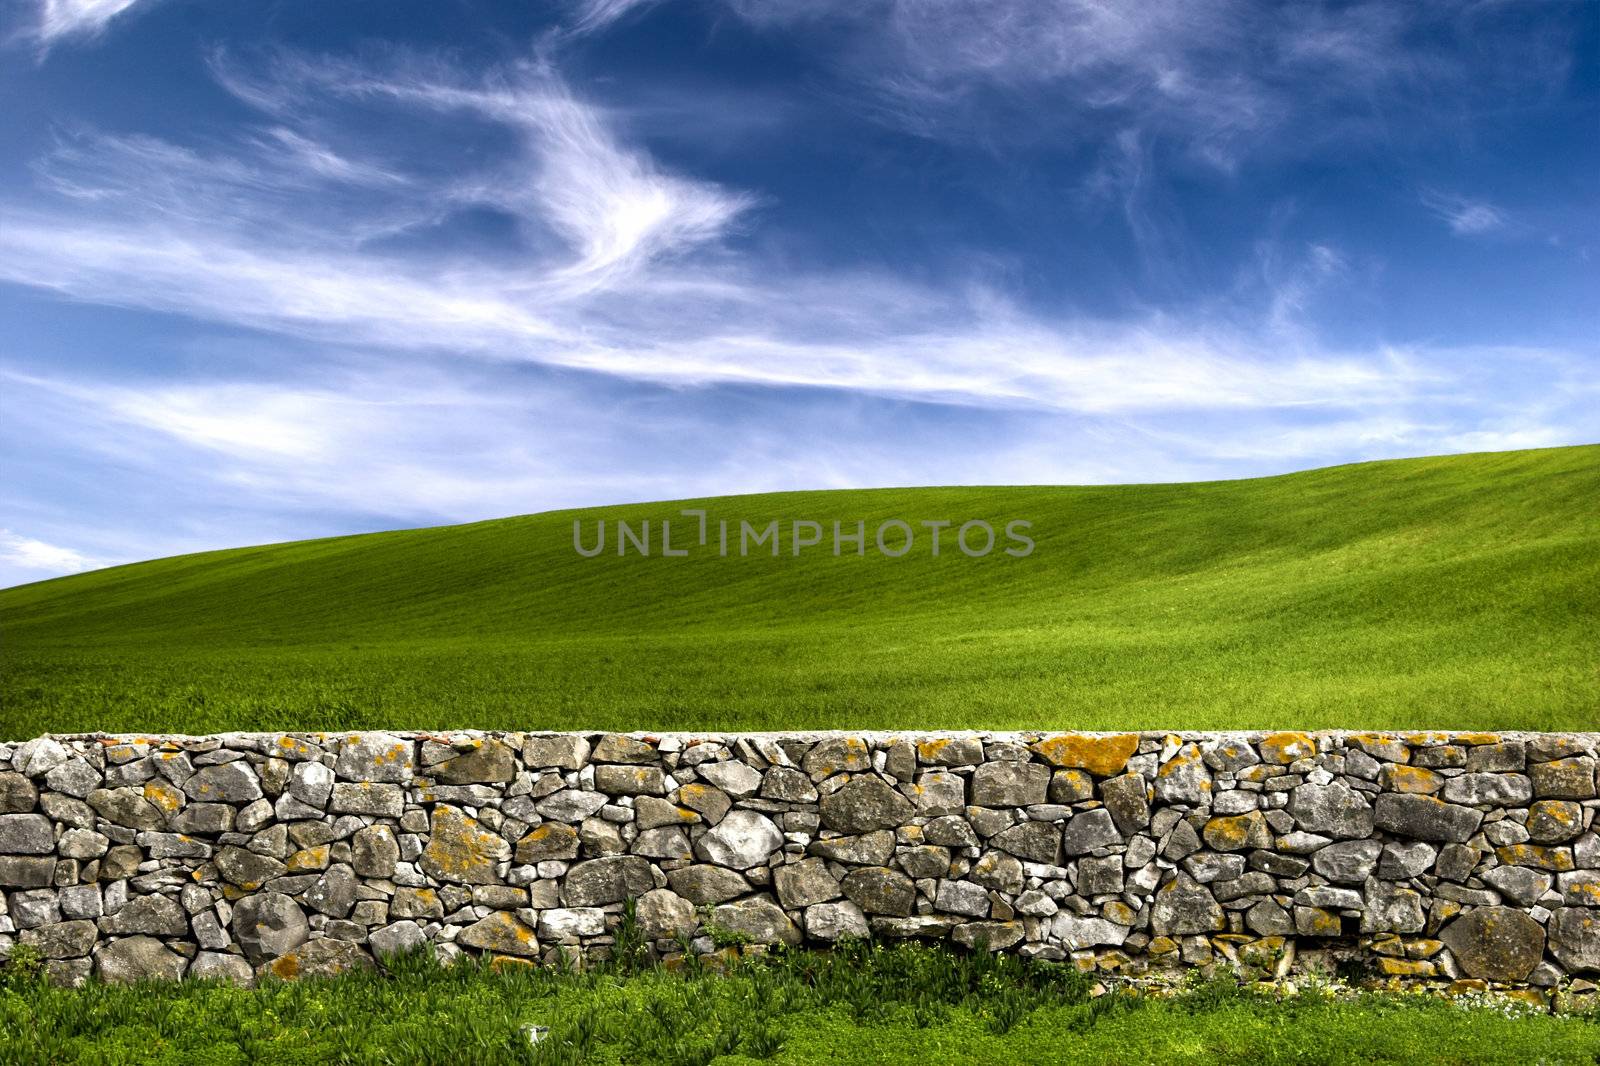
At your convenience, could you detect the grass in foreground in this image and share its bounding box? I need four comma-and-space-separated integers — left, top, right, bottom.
3, 941, 1597, 1066
2, 445, 1597, 737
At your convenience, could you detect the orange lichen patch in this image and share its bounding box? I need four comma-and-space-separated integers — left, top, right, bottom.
1297, 908, 1341, 937
1454, 733, 1504, 746
285, 846, 331, 872
1406, 939, 1445, 959
1235, 765, 1283, 783
1203, 811, 1271, 851
220, 884, 249, 901
1399, 732, 1452, 747
1379, 764, 1443, 794
1101, 901, 1136, 925
1146, 936, 1178, 955
1259, 732, 1315, 764
1029, 734, 1140, 777
267, 955, 301, 980
1446, 979, 1488, 996
275, 736, 317, 759
143, 780, 185, 814
1346, 733, 1410, 763
489, 955, 537, 974
915, 738, 954, 761
1377, 958, 1435, 977
1504, 989, 1548, 1008
1564, 875, 1600, 905
1495, 845, 1575, 871
1369, 935, 1405, 957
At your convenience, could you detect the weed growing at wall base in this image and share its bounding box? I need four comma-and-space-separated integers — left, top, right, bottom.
3, 942, 1597, 1066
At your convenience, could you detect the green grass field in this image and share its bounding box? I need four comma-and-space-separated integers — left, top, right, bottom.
4, 942, 1597, 1066
2, 445, 1596, 738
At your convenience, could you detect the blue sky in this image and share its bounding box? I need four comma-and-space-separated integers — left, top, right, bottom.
1, 0, 1596, 586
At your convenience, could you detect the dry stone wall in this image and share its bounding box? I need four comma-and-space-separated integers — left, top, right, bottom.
2, 730, 1599, 990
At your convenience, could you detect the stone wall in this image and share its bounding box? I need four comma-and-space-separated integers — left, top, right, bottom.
2, 730, 1598, 989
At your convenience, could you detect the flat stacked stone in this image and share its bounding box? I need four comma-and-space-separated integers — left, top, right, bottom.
0, 729, 1595, 991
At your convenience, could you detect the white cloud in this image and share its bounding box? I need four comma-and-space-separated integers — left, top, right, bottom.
0, 528, 111, 576
34, 0, 149, 42
1420, 190, 1508, 236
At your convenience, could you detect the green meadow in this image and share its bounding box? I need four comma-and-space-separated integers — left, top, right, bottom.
2, 445, 1596, 737
4, 942, 1597, 1066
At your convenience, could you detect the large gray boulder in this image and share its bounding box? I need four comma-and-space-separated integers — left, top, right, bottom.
233, 892, 310, 963
694, 810, 783, 869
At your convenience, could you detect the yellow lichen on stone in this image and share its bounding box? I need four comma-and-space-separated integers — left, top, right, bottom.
143, 780, 184, 813
286, 845, 331, 872
1455, 733, 1504, 746
1496, 844, 1575, 871
1379, 764, 1443, 794
1028, 734, 1140, 777
1258, 733, 1315, 764
1377, 958, 1435, 977
1147, 937, 1178, 955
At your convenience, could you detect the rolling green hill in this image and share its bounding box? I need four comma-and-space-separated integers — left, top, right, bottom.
2, 445, 1597, 737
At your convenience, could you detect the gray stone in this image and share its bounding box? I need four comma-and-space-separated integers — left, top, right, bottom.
56, 828, 109, 860
921, 817, 978, 849
1549, 907, 1600, 973
697, 761, 762, 798
9, 889, 61, 928
594, 764, 666, 796
191, 951, 255, 984
1360, 878, 1426, 934
711, 897, 801, 946
991, 821, 1060, 864
1287, 782, 1374, 839
137, 832, 212, 859
1441, 773, 1533, 806
96, 936, 188, 982
1050, 913, 1131, 948
1077, 854, 1125, 896
969, 850, 1024, 894
1062, 809, 1121, 856
952, 921, 1025, 951
773, 857, 842, 909
934, 879, 990, 917
87, 787, 165, 830
0, 772, 37, 813
1378, 840, 1437, 880
59, 884, 102, 920
257, 938, 375, 981
1100, 773, 1151, 835
184, 763, 263, 803
841, 866, 915, 916
169, 803, 235, 835
44, 758, 101, 798
457, 911, 540, 956
1485, 865, 1554, 906
1152, 744, 1212, 805
288, 761, 335, 808
1372, 794, 1483, 843
328, 783, 404, 817
695, 810, 783, 869
539, 907, 607, 940
1245, 899, 1295, 935
534, 789, 609, 823
0, 813, 53, 854
351, 825, 399, 878
819, 776, 914, 833
760, 767, 818, 802
801, 737, 872, 779
305, 864, 359, 918
107, 894, 188, 936
561, 856, 654, 906
1311, 839, 1382, 884
805, 901, 869, 941
522, 735, 591, 770
592, 734, 656, 764
1150, 874, 1224, 936
430, 740, 517, 785
335, 733, 415, 783
216, 847, 288, 890
970, 762, 1050, 807
632, 827, 692, 860
1531, 757, 1596, 800
635, 888, 697, 938
233, 892, 310, 963
665, 864, 751, 905
1439, 907, 1545, 981
1526, 800, 1586, 844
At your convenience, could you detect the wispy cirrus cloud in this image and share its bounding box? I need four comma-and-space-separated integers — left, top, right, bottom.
1420, 189, 1508, 236
31, 0, 151, 43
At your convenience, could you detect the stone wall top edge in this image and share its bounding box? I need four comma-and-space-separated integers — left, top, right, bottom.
10, 727, 1600, 745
